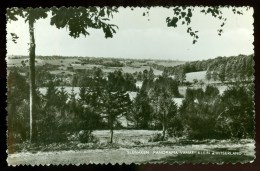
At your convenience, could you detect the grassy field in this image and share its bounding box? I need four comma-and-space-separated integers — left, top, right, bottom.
7, 130, 255, 165
186, 71, 207, 82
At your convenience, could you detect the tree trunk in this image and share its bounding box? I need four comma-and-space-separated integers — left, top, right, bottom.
162, 111, 166, 141
29, 17, 36, 143
110, 128, 114, 143
109, 115, 114, 143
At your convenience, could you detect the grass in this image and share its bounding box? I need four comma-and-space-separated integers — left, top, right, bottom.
144, 153, 254, 164
7, 130, 255, 165
186, 71, 207, 82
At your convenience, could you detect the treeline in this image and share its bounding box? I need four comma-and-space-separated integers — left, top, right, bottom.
160, 54, 254, 83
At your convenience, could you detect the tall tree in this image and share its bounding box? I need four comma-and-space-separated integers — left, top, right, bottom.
132, 88, 153, 129
104, 71, 131, 143
104, 91, 131, 143
150, 87, 177, 140
148, 67, 155, 80
57, 86, 68, 117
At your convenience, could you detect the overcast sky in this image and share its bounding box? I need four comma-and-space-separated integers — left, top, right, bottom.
6, 7, 253, 61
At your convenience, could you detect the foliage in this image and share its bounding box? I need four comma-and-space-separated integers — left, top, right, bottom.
78, 130, 99, 143
7, 70, 30, 143
178, 85, 254, 139
131, 89, 153, 129
148, 133, 168, 142
164, 6, 245, 44
162, 54, 253, 83
216, 86, 254, 138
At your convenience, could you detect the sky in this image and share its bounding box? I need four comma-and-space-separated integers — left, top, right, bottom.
6, 7, 254, 61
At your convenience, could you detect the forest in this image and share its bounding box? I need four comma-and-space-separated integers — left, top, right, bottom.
159, 54, 254, 84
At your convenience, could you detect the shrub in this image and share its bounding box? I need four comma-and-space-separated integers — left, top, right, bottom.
167, 115, 185, 138
148, 133, 168, 142
78, 130, 99, 143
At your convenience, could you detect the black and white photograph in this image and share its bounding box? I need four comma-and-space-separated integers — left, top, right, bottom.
6, 6, 254, 165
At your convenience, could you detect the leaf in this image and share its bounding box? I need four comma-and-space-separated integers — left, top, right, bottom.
99, 8, 105, 17
181, 12, 186, 18
167, 17, 178, 27
237, 11, 243, 15
185, 17, 191, 24
187, 27, 192, 33
187, 9, 192, 18
10, 32, 19, 44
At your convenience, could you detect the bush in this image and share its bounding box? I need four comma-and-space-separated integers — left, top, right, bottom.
78, 130, 99, 143
148, 133, 168, 142
167, 115, 185, 138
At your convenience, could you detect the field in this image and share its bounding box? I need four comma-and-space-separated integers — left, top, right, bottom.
186, 71, 207, 82
7, 130, 255, 165
185, 70, 224, 84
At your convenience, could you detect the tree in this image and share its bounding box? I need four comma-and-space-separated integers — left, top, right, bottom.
104, 71, 132, 143
44, 81, 59, 109
148, 67, 155, 80
218, 64, 226, 83
206, 70, 211, 83
104, 91, 131, 143
143, 69, 149, 80
57, 86, 68, 117
174, 68, 186, 85
150, 87, 178, 140
217, 86, 254, 138
179, 87, 220, 139
7, 70, 30, 143
132, 88, 153, 129
7, 7, 118, 142
212, 71, 218, 81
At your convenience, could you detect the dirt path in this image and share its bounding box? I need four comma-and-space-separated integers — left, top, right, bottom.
7, 142, 255, 165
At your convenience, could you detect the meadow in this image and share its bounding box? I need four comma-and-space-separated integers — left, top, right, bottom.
7, 129, 255, 165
